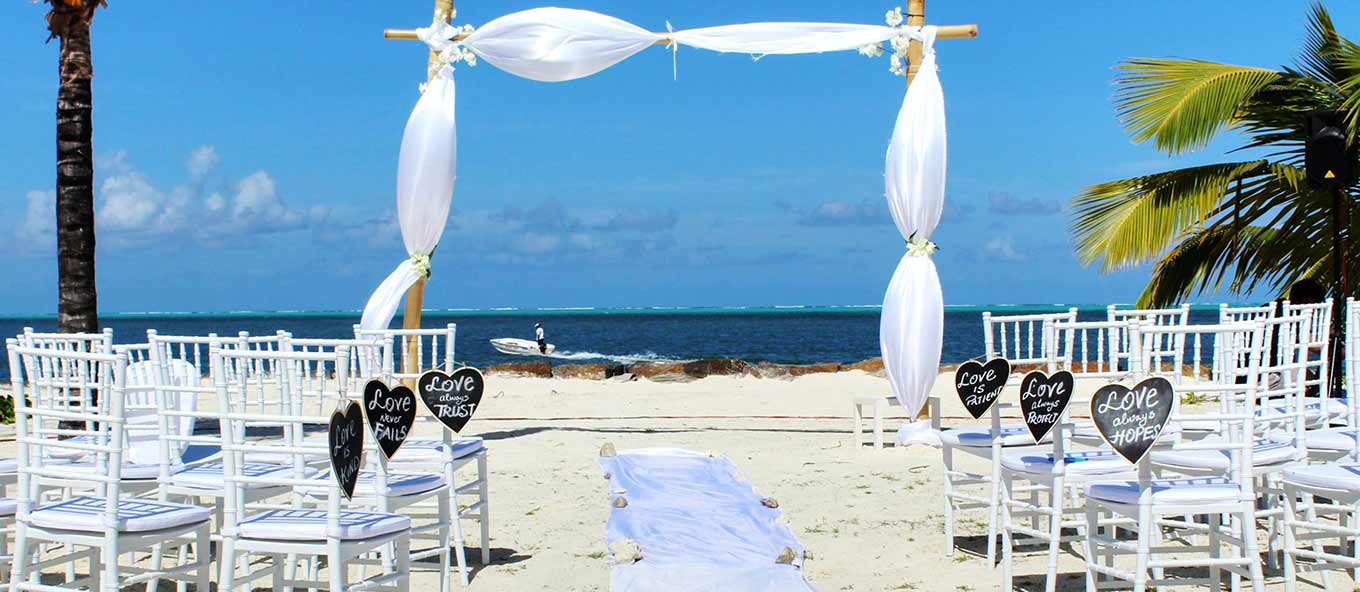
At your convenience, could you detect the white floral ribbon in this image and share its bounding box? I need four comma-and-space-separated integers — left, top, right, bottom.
416, 18, 478, 85
409, 254, 432, 278
905, 234, 938, 258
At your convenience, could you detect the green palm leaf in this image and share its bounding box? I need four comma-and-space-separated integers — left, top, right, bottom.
1115, 59, 1281, 154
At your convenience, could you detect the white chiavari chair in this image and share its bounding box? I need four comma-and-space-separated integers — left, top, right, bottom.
1083, 321, 1268, 592
937, 310, 1076, 565
7, 339, 212, 592
213, 345, 411, 592
1283, 299, 1339, 425
1000, 319, 1140, 592
354, 324, 490, 586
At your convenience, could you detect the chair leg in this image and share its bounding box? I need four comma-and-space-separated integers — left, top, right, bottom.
987, 451, 1002, 568
9, 524, 27, 591
437, 492, 451, 592
1281, 491, 1297, 592
1209, 512, 1222, 592
1240, 505, 1264, 592
218, 537, 237, 592
272, 553, 285, 591
1046, 478, 1063, 592
1000, 473, 1014, 591
448, 468, 470, 587
195, 526, 211, 592
478, 453, 491, 566
1134, 504, 1151, 592
852, 403, 863, 449
327, 543, 347, 592
942, 445, 956, 557
872, 400, 884, 450
1083, 503, 1098, 592
102, 533, 119, 592
396, 533, 412, 592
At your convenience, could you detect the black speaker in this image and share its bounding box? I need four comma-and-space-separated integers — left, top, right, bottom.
1305, 109, 1355, 190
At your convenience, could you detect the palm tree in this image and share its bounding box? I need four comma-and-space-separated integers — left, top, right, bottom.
45, 0, 104, 334
1071, 3, 1360, 308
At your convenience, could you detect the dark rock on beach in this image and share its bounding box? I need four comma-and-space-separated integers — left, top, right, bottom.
682, 358, 754, 379
788, 362, 842, 376
844, 357, 885, 373
627, 362, 687, 380
485, 360, 553, 378
553, 363, 628, 380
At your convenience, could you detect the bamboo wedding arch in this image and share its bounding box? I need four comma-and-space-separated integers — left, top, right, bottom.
361, 0, 978, 423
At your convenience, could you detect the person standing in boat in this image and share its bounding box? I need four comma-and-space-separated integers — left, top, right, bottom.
534, 323, 547, 354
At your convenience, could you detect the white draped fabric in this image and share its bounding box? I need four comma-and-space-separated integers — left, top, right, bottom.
359, 9, 951, 407
881, 28, 945, 419
599, 448, 814, 591
359, 74, 457, 331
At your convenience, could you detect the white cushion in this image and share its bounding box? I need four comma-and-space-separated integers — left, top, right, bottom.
1284, 463, 1360, 494
940, 425, 1046, 447
1273, 428, 1359, 452
299, 471, 443, 498
1001, 449, 1136, 477
390, 437, 484, 462
1149, 437, 1302, 470
1086, 478, 1244, 505
28, 496, 211, 533
59, 461, 161, 481
1259, 399, 1350, 422
236, 509, 409, 541
0, 498, 16, 517
172, 462, 312, 491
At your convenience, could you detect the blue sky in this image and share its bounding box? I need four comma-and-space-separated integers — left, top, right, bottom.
1, 1, 1354, 313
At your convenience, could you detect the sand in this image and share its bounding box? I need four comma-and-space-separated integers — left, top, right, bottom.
0, 370, 1305, 590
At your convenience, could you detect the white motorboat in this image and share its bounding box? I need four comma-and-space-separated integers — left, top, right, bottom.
490, 338, 556, 357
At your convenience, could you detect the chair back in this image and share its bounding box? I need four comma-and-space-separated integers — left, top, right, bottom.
1282, 299, 1333, 402
982, 309, 1077, 370
1219, 302, 1276, 324
279, 336, 389, 417
7, 340, 137, 525
1108, 304, 1191, 374
353, 324, 458, 380
1134, 321, 1267, 490
1049, 319, 1130, 381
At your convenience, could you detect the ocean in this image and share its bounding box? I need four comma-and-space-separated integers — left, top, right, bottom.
0, 305, 1228, 381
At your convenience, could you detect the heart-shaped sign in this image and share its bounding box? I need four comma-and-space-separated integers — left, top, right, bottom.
955, 358, 1011, 419
1019, 370, 1075, 443
363, 379, 416, 460
417, 367, 485, 433
1089, 377, 1175, 464
328, 400, 365, 500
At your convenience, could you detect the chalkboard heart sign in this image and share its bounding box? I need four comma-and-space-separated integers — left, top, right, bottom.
955, 358, 1011, 419
1019, 370, 1075, 443
1089, 377, 1175, 465
417, 367, 485, 433
363, 380, 416, 460
328, 400, 365, 500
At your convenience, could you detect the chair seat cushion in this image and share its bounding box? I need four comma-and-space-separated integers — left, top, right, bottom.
1149, 437, 1302, 470
1284, 463, 1360, 494
1086, 478, 1244, 505
1270, 428, 1358, 452
0, 498, 17, 517
1001, 449, 1136, 477
1072, 420, 1182, 440
1259, 399, 1349, 421
391, 437, 485, 462
62, 461, 160, 481
298, 471, 444, 498
940, 425, 1046, 447
237, 509, 410, 541
28, 496, 210, 533
172, 462, 313, 491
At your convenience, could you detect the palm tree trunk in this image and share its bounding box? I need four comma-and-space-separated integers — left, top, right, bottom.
55, 8, 98, 334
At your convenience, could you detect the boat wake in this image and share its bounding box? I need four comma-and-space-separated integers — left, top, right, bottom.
546, 350, 691, 365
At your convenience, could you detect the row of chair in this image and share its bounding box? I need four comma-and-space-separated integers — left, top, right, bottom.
937, 299, 1352, 590
0, 324, 488, 592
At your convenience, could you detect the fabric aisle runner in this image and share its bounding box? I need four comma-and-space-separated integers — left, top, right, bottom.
599, 447, 814, 591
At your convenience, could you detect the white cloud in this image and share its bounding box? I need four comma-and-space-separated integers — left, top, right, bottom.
981, 236, 1025, 262
187, 145, 220, 181
12, 146, 321, 253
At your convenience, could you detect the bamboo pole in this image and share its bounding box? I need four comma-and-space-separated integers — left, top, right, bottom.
400, 0, 454, 384
905, 0, 926, 85
382, 23, 978, 42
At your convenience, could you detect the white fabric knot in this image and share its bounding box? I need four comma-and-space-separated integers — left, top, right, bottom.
665, 21, 678, 80
409, 254, 432, 278
905, 234, 937, 258
416, 19, 460, 52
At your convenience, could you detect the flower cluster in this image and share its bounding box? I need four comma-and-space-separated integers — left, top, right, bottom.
859, 6, 916, 77
420, 22, 478, 90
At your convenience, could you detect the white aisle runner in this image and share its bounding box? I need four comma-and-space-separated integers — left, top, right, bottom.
599, 447, 815, 592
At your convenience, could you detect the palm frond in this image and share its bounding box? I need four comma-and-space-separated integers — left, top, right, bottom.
1115, 59, 1282, 154
1071, 161, 1271, 272
1135, 224, 1277, 307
